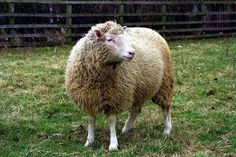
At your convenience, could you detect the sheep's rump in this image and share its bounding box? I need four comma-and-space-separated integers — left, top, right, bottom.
65, 26, 170, 115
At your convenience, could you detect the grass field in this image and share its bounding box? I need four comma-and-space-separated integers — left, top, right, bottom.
0, 38, 235, 157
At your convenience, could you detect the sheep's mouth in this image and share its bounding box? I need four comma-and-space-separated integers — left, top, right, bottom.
123, 55, 134, 61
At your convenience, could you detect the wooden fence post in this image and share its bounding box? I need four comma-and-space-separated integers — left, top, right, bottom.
161, 4, 166, 36
66, 4, 72, 42
118, 4, 124, 25
201, 2, 207, 32
9, 3, 15, 25
9, 3, 15, 36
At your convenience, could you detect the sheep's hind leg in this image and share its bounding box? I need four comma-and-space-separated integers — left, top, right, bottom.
152, 68, 173, 135
163, 105, 172, 135
108, 114, 118, 151
122, 108, 140, 134
152, 95, 172, 135
153, 97, 172, 135
84, 114, 96, 147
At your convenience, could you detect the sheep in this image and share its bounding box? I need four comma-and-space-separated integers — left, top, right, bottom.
65, 21, 173, 151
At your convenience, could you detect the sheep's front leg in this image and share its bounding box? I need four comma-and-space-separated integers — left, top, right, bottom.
108, 114, 118, 151
84, 114, 95, 147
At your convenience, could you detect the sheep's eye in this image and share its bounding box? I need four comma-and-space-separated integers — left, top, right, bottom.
106, 37, 113, 42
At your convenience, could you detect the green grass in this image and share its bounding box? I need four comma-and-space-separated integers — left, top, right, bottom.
0, 38, 234, 157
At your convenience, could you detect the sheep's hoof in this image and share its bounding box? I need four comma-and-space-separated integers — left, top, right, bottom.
163, 126, 172, 135
109, 143, 118, 151
121, 126, 131, 134
164, 130, 171, 135
121, 128, 128, 134
84, 141, 92, 147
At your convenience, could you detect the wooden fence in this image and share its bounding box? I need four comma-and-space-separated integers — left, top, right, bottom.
0, 0, 235, 47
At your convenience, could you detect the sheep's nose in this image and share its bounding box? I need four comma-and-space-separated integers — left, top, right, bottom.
129, 50, 135, 56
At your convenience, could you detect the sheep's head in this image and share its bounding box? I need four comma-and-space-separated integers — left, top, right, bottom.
89, 21, 135, 64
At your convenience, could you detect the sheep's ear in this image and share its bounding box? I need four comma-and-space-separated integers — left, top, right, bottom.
94, 29, 102, 41
122, 26, 127, 30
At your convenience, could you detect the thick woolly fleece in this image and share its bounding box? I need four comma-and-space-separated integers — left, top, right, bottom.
65, 21, 173, 116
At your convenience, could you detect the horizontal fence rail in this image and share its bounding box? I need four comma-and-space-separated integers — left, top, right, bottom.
1, 0, 236, 5
0, 0, 235, 47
